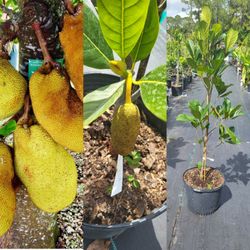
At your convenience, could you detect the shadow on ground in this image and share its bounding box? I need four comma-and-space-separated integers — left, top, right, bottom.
219, 152, 250, 185
167, 137, 188, 168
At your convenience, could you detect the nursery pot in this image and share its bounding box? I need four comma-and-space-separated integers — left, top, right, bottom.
167, 79, 172, 88
171, 85, 183, 96
84, 202, 167, 240
183, 167, 225, 215
183, 77, 189, 89
247, 84, 250, 92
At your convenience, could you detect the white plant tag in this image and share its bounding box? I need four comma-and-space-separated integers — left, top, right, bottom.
111, 154, 124, 197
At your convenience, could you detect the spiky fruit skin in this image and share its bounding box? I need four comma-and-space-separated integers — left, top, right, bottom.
111, 103, 140, 156
29, 67, 83, 152
14, 125, 77, 213
0, 143, 16, 237
0, 58, 26, 120
59, 4, 83, 101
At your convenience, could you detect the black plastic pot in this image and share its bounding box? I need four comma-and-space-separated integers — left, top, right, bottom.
183, 77, 189, 90
84, 202, 167, 240
167, 79, 172, 88
183, 167, 225, 215
171, 85, 183, 96
247, 84, 250, 92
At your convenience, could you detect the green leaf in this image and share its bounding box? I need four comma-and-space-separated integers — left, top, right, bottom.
127, 175, 135, 182
225, 127, 240, 144
84, 80, 124, 127
225, 29, 238, 52
130, 0, 159, 62
140, 65, 167, 121
176, 114, 195, 123
0, 120, 17, 136
84, 3, 113, 68
200, 6, 212, 26
188, 100, 202, 119
97, 0, 150, 59
132, 179, 140, 189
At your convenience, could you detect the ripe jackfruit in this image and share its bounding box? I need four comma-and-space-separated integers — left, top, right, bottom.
0, 142, 16, 237
14, 124, 77, 213
0, 58, 26, 120
111, 103, 140, 156
59, 4, 83, 101
29, 63, 83, 152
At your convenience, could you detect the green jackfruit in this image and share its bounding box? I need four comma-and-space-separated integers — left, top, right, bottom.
111, 103, 140, 156
14, 124, 77, 213
0, 58, 26, 120
29, 64, 83, 152
0, 143, 16, 237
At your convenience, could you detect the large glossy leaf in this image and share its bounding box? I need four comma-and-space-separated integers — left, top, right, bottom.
130, 0, 159, 62
200, 6, 211, 26
140, 65, 167, 121
97, 0, 150, 59
84, 80, 125, 127
225, 29, 238, 52
84, 3, 113, 68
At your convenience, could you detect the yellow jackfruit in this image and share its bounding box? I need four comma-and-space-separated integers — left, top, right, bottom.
14, 124, 77, 213
59, 4, 83, 101
111, 103, 140, 156
29, 63, 83, 152
0, 142, 16, 237
0, 58, 26, 120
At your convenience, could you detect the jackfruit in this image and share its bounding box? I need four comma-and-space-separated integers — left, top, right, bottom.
29, 63, 83, 152
0, 142, 16, 237
14, 124, 77, 213
0, 58, 26, 120
111, 103, 140, 156
59, 4, 83, 101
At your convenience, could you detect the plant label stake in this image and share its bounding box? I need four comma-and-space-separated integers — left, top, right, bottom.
111, 154, 123, 197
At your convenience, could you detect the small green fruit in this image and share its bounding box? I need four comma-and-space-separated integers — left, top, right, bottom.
111, 103, 140, 156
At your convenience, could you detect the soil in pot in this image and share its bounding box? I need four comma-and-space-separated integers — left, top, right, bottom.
183, 167, 224, 190
83, 108, 167, 225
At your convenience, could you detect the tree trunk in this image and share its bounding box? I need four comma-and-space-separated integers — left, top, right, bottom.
16, 0, 65, 78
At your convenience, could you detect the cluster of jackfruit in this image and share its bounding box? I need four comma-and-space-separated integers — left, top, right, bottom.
111, 103, 140, 156
0, 3, 83, 237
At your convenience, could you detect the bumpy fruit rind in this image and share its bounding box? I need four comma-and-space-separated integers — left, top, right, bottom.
111, 103, 140, 156
0, 58, 26, 120
0, 143, 16, 237
14, 125, 78, 213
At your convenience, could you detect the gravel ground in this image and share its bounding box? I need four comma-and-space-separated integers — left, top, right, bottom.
56, 152, 84, 249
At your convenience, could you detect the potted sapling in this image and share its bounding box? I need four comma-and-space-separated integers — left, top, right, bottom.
177, 6, 244, 215
83, 0, 167, 240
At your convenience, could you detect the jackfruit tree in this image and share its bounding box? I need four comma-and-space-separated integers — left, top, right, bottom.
0, 0, 82, 237
84, 0, 167, 156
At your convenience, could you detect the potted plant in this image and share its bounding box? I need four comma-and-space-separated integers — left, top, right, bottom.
83, 0, 167, 241
176, 6, 243, 215
234, 35, 250, 92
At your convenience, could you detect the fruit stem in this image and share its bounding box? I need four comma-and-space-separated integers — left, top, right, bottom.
18, 95, 30, 125
125, 71, 133, 104
32, 22, 56, 66
64, 0, 75, 15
